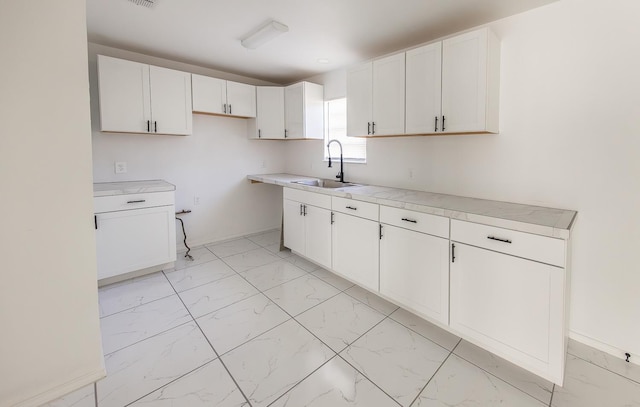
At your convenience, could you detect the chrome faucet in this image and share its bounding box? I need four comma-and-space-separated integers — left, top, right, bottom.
327, 139, 344, 183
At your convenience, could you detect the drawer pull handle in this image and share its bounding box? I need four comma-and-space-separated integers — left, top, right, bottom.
126, 199, 146, 204
487, 236, 512, 244
401, 218, 417, 223
346, 206, 357, 210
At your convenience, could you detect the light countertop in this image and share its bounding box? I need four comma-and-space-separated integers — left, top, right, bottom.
248, 173, 577, 239
93, 180, 176, 197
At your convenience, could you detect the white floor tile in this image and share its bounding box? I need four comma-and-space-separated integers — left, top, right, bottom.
222, 319, 335, 407
239, 260, 307, 291
97, 323, 216, 407
164, 259, 236, 292
286, 254, 322, 272
98, 272, 174, 318
197, 294, 290, 355
312, 268, 355, 291
206, 238, 260, 258
568, 339, 640, 384
412, 354, 546, 407
247, 230, 281, 247
173, 247, 218, 271
390, 308, 460, 351
223, 248, 280, 273
551, 354, 640, 407
344, 285, 399, 315
42, 384, 95, 407
264, 243, 293, 258
297, 293, 385, 353
270, 357, 398, 407
130, 360, 247, 407
341, 318, 449, 407
100, 295, 191, 355
454, 340, 553, 404
178, 275, 259, 318
264, 274, 340, 316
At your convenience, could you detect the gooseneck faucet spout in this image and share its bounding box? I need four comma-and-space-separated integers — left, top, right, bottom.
327, 139, 344, 183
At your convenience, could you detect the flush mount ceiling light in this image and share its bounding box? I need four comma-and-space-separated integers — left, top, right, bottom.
241, 20, 289, 50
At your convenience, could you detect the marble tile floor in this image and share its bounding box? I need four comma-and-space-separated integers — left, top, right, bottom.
44, 229, 640, 407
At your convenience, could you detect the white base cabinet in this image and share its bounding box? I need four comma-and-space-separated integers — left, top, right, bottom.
94, 191, 176, 281
283, 188, 331, 269
380, 224, 450, 325
332, 212, 380, 292
450, 219, 568, 384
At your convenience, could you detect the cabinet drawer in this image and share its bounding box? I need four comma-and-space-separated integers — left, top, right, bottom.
332, 197, 379, 221
380, 206, 449, 238
451, 220, 565, 267
94, 191, 175, 213
284, 187, 331, 209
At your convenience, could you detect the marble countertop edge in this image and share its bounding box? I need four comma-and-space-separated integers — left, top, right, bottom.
248, 173, 576, 240
93, 180, 176, 197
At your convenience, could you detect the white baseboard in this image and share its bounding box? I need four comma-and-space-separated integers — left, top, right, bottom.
11, 368, 105, 407
176, 226, 281, 252
569, 330, 639, 366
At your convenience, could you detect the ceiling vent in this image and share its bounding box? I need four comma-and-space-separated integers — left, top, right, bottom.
128, 0, 155, 8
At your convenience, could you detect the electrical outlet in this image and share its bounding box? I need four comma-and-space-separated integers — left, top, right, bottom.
262, 159, 267, 169
115, 162, 127, 174
193, 196, 201, 206
409, 168, 414, 179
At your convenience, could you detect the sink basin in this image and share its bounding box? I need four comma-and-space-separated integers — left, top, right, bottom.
292, 179, 360, 189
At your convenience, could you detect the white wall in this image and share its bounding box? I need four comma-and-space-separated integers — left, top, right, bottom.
286, 0, 640, 360
89, 44, 287, 248
0, 1, 105, 406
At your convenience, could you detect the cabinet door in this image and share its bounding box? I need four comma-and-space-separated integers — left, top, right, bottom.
149, 66, 193, 135
226, 81, 256, 117
95, 206, 177, 280
256, 86, 285, 139
284, 199, 305, 254
450, 243, 564, 373
441, 29, 488, 133
97, 55, 151, 133
191, 74, 226, 115
372, 53, 405, 136
405, 43, 442, 134
380, 225, 449, 324
304, 205, 332, 269
346, 62, 373, 137
284, 82, 304, 139
332, 213, 380, 291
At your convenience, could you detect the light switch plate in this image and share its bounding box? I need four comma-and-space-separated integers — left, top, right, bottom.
115, 161, 127, 174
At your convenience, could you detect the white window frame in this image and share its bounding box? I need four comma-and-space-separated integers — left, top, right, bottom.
323, 98, 366, 164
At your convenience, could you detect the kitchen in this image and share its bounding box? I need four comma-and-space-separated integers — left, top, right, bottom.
2, 0, 640, 406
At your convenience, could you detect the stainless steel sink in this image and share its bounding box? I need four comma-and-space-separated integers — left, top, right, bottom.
292, 179, 360, 189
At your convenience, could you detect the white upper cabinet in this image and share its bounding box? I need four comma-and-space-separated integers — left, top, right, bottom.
253, 86, 285, 139
191, 74, 226, 115
441, 28, 500, 134
149, 65, 192, 135
98, 55, 192, 135
192, 74, 256, 118
98, 55, 151, 134
346, 62, 373, 137
226, 81, 257, 117
372, 53, 406, 136
284, 82, 324, 139
347, 27, 500, 137
405, 42, 442, 134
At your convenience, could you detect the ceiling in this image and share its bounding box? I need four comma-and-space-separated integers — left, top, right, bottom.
86, 0, 557, 84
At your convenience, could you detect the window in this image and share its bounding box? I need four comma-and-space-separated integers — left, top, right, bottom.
324, 98, 366, 163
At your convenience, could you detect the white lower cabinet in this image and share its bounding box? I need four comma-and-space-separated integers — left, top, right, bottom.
380, 224, 450, 325
283, 188, 332, 269
450, 220, 567, 384
332, 212, 380, 291
95, 192, 176, 281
